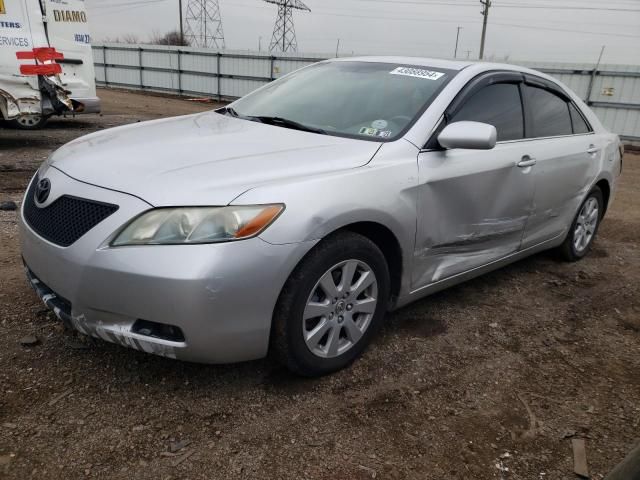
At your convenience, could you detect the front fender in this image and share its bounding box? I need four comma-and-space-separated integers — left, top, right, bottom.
233, 141, 419, 246
232, 140, 420, 297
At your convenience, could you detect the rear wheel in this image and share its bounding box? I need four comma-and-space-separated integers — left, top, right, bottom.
8, 114, 49, 130
559, 187, 603, 261
272, 231, 390, 376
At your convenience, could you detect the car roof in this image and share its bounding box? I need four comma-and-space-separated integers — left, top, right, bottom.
329, 56, 545, 77
329, 56, 475, 71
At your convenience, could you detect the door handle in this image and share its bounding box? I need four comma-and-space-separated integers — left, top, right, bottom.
517, 156, 537, 168
587, 144, 600, 155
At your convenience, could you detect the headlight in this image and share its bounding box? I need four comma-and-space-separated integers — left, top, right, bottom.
111, 205, 284, 246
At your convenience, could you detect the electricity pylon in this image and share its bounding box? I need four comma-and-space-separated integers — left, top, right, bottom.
263, 0, 310, 53
184, 0, 225, 49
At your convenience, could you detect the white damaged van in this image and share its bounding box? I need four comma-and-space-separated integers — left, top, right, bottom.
0, 0, 99, 129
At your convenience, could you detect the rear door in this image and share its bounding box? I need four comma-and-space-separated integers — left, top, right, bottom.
413, 73, 536, 288
43, 0, 96, 103
520, 77, 600, 248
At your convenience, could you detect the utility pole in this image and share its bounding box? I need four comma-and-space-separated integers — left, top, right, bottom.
259, 36, 262, 51
466, 49, 471, 59
585, 45, 606, 104
454, 26, 462, 59
179, 0, 184, 44
335, 38, 340, 58
479, 0, 491, 60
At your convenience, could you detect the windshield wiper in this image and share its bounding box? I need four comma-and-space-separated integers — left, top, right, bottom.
249, 116, 328, 135
217, 109, 327, 135
216, 106, 240, 117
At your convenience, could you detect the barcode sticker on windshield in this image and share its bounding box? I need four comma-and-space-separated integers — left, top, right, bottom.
390, 67, 445, 80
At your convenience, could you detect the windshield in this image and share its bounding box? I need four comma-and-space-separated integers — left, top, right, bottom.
228, 61, 456, 141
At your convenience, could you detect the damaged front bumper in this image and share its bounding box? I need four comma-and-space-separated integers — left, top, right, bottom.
25, 264, 186, 359
19, 170, 314, 363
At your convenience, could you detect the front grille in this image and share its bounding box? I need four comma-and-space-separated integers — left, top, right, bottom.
23, 175, 119, 247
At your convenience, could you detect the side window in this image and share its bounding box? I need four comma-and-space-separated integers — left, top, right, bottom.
526, 86, 573, 138
569, 103, 592, 134
450, 83, 524, 141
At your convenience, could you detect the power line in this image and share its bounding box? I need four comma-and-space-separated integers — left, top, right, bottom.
305, 9, 640, 39
350, 0, 640, 12
491, 21, 640, 39
224, 0, 640, 27
89, 0, 169, 10
89, 3, 170, 17
496, 2, 640, 11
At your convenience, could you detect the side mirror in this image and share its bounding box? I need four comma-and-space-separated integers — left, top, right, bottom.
437, 121, 497, 150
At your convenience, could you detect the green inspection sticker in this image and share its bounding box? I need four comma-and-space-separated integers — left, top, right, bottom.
359, 127, 378, 136
359, 127, 393, 138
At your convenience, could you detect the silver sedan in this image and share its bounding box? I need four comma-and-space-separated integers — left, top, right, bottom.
20, 57, 623, 376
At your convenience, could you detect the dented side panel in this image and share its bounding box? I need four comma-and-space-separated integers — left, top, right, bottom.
44, 0, 98, 103
0, 77, 40, 118
414, 142, 535, 288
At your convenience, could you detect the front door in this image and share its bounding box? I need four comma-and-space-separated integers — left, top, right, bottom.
413, 79, 535, 289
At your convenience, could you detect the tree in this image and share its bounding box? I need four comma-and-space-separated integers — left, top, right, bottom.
121, 33, 141, 44
149, 30, 190, 46
101, 34, 139, 44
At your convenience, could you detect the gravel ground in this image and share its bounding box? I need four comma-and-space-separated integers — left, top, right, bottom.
1, 88, 639, 479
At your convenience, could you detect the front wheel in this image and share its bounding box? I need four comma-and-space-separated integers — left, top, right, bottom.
272, 232, 390, 376
558, 187, 604, 261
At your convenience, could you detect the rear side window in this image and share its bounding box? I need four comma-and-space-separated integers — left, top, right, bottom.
569, 103, 592, 134
526, 86, 572, 138
450, 83, 524, 141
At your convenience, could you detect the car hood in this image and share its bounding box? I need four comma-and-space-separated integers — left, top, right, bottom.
49, 112, 382, 206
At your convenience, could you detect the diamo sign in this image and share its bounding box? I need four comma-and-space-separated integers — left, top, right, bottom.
0, 0, 5, 14
52, 9, 87, 22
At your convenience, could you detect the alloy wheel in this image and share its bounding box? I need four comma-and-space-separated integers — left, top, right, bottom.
574, 197, 599, 253
303, 259, 378, 358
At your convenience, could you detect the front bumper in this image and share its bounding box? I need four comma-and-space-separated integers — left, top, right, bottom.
20, 169, 315, 363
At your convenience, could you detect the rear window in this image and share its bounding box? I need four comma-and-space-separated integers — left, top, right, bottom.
526, 86, 573, 138
569, 103, 592, 134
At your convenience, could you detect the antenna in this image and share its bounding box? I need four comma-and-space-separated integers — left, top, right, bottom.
263, 0, 310, 53
184, 0, 225, 49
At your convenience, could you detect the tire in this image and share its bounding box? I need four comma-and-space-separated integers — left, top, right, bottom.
8, 114, 49, 130
272, 231, 390, 377
558, 187, 604, 262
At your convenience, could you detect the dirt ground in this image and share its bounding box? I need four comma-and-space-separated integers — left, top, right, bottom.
0, 88, 638, 480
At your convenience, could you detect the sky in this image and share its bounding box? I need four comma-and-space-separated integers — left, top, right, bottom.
85, 0, 640, 65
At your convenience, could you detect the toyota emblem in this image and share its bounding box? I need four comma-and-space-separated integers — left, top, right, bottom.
34, 178, 51, 204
